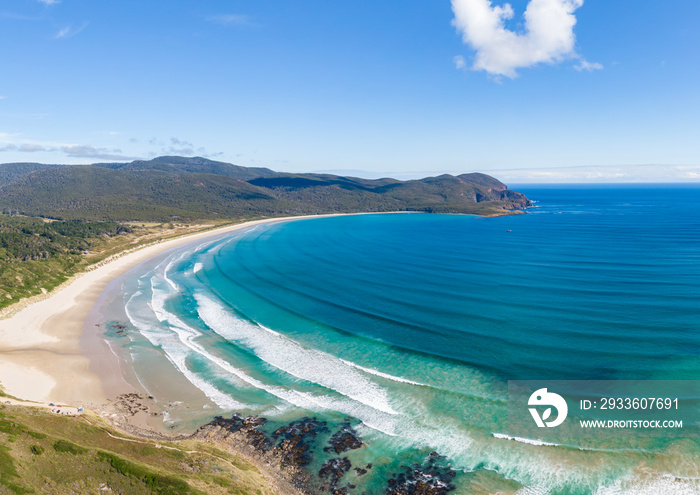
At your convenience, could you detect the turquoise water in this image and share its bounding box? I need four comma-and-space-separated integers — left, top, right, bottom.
112, 186, 700, 494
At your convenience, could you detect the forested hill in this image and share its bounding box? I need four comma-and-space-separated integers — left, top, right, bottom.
0, 156, 531, 222
0, 162, 60, 187
94, 155, 276, 180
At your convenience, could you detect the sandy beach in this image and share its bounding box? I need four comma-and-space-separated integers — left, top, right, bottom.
0, 215, 333, 410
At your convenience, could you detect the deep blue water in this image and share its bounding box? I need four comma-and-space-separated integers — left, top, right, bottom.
115, 185, 700, 494
208, 186, 700, 382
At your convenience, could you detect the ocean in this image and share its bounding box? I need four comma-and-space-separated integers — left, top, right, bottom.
102, 185, 700, 494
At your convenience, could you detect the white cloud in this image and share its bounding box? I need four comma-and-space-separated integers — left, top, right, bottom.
55, 27, 71, 38
451, 0, 587, 78
143, 136, 222, 158
37, 0, 59, 4
574, 59, 603, 72
493, 165, 700, 183
206, 14, 255, 27
0, 96, 6, 100
19, 144, 47, 152
62, 145, 137, 161
0, 143, 49, 153
55, 21, 88, 39
453, 55, 467, 70
0, 133, 138, 161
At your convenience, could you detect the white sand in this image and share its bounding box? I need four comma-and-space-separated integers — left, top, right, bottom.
0, 215, 340, 406
0, 360, 56, 402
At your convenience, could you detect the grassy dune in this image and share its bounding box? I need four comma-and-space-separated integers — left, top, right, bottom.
0, 220, 234, 312
0, 404, 273, 495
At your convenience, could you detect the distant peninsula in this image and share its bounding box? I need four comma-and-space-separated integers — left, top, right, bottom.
0, 156, 531, 222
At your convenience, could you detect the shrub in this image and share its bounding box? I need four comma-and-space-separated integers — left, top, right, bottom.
53, 440, 87, 455
97, 451, 192, 494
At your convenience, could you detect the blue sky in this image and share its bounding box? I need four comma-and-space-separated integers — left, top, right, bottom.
0, 0, 698, 181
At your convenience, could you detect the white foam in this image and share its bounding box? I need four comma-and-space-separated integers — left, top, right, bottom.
340, 359, 426, 386
195, 292, 398, 416
125, 290, 244, 411
162, 252, 188, 291
193, 262, 203, 274
132, 260, 400, 435
514, 484, 552, 495
593, 474, 700, 495
493, 433, 559, 447
493, 434, 650, 455
124, 262, 245, 411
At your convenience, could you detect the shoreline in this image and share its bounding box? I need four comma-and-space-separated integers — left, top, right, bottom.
0, 211, 425, 494
1, 203, 694, 495
0, 213, 366, 409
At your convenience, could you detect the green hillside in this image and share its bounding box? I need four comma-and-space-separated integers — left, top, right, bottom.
0, 163, 59, 188
0, 156, 530, 222
94, 156, 276, 181
0, 403, 274, 494
0, 166, 286, 222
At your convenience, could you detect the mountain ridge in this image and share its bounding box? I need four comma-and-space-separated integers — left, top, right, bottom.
0, 156, 531, 221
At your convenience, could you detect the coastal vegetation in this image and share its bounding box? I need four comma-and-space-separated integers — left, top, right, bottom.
0, 217, 220, 311
0, 216, 130, 261
0, 216, 124, 311
0, 216, 133, 309
0, 404, 273, 494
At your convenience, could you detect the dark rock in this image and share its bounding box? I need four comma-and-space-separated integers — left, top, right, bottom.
325, 424, 364, 454
272, 417, 328, 468
194, 414, 458, 495
385, 453, 456, 495
113, 393, 150, 416
319, 457, 351, 487
207, 414, 271, 451
194, 415, 320, 491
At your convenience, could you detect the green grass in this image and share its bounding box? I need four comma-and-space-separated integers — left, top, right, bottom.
0, 443, 32, 494
0, 255, 74, 310
53, 439, 88, 455
97, 451, 198, 494
0, 405, 272, 494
